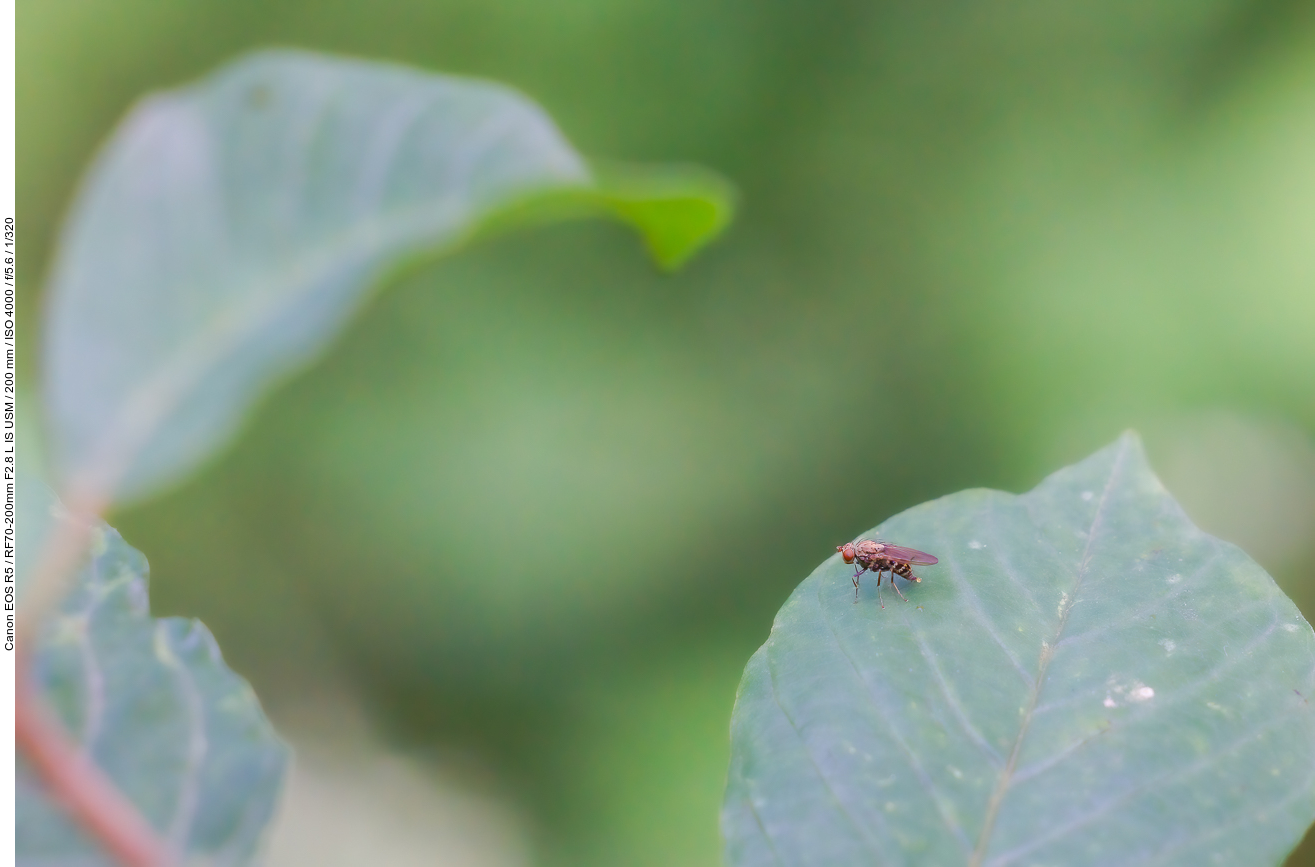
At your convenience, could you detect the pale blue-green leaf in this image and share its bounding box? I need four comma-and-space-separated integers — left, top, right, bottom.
17, 475, 289, 864
723, 434, 1315, 867
42, 49, 732, 505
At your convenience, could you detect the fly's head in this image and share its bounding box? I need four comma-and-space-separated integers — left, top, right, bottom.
839, 539, 885, 567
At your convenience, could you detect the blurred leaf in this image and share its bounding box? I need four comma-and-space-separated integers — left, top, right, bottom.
723, 434, 1315, 867
42, 48, 732, 505
17, 475, 289, 864
476, 161, 735, 272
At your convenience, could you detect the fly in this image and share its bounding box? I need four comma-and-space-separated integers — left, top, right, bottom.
836, 539, 939, 607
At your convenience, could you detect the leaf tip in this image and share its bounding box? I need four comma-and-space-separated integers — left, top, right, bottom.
590, 162, 737, 271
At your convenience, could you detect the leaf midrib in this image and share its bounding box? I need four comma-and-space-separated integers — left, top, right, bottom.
967, 440, 1128, 866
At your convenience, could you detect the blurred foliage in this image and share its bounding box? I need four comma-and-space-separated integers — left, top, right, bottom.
19, 1, 1315, 865
39, 47, 732, 507
18, 477, 288, 864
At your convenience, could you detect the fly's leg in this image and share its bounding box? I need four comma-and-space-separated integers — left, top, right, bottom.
890, 573, 909, 603
876, 570, 885, 609
852, 567, 865, 603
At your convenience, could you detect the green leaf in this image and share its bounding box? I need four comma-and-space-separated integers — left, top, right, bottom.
17, 474, 289, 863
722, 434, 1315, 867
588, 162, 734, 270
42, 48, 733, 505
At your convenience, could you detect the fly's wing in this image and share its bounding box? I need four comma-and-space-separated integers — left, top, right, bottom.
879, 545, 938, 565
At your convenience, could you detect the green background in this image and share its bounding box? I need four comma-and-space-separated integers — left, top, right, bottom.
19, 1, 1315, 864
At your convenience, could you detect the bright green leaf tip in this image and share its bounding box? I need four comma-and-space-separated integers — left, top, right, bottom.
590, 163, 736, 271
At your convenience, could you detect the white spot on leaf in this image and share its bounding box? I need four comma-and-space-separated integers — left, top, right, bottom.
1104, 677, 1153, 706
1159, 638, 1176, 654
1283, 624, 1300, 633
948, 766, 963, 779
968, 540, 984, 550
1167, 573, 1182, 585
1081, 491, 1094, 501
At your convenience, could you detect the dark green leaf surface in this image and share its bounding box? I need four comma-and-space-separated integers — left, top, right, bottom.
42, 49, 732, 505
17, 476, 289, 864
723, 434, 1315, 867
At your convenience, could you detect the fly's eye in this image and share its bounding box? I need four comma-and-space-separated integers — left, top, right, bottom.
837, 544, 856, 564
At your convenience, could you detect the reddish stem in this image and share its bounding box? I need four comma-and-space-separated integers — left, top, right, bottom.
15, 488, 178, 865
17, 650, 177, 867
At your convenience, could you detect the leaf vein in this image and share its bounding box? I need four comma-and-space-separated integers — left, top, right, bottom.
1034, 600, 1281, 719
1136, 760, 1315, 867
983, 506, 1050, 619
819, 593, 974, 855
935, 508, 1034, 689
968, 437, 1129, 867
742, 785, 789, 867
76, 554, 107, 751
983, 701, 1313, 867
766, 638, 891, 865
906, 625, 1006, 768
155, 623, 209, 851
1053, 548, 1224, 650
